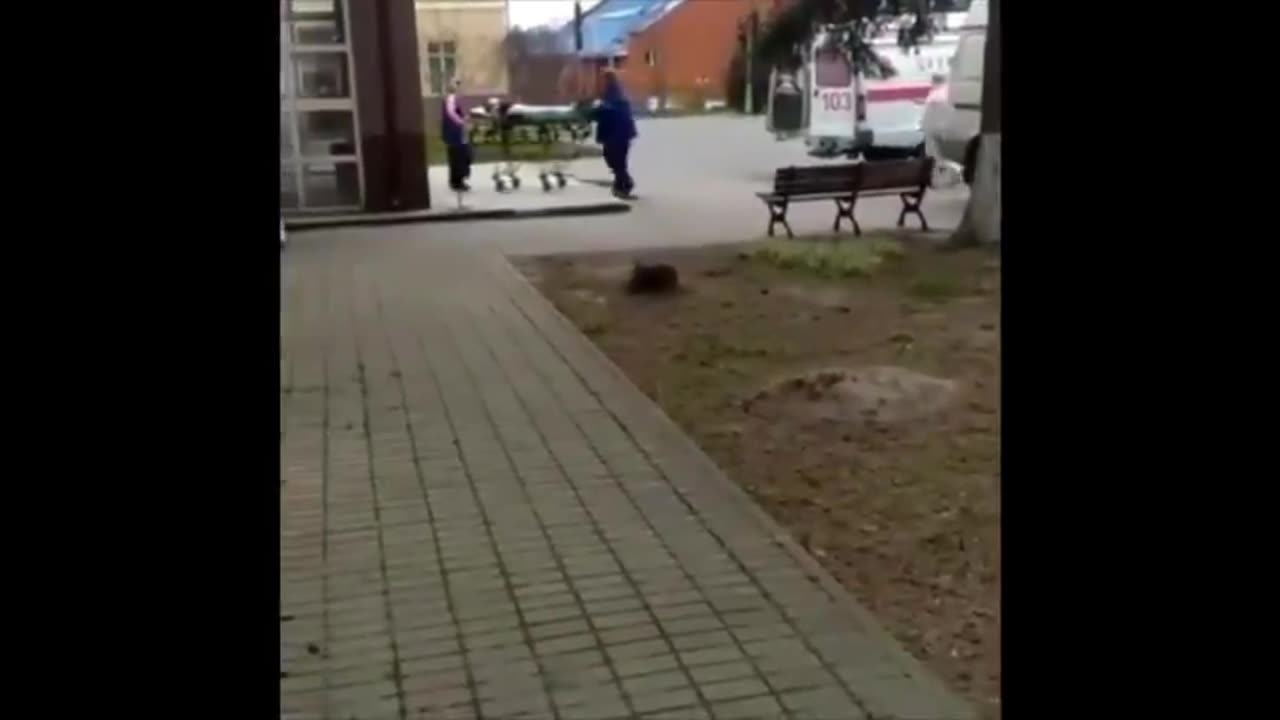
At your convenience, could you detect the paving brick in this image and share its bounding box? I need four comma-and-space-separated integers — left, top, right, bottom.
458, 613, 519, 636
479, 694, 554, 719
709, 694, 785, 719
612, 652, 681, 678
605, 637, 669, 662
640, 707, 712, 720
701, 677, 772, 703
622, 669, 693, 696
279, 242, 975, 720
679, 645, 745, 668
463, 628, 525, 651
688, 661, 757, 686
326, 661, 398, 689
523, 603, 583, 626
671, 629, 736, 653
399, 653, 465, 677
764, 666, 833, 692
535, 632, 598, 656
599, 621, 661, 646
529, 617, 591, 641
779, 685, 867, 719
540, 648, 609, 680
398, 668, 470, 697
559, 700, 631, 720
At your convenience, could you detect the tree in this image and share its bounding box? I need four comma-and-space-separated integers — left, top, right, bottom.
502, 26, 568, 104
949, 0, 999, 246
754, 1, 937, 77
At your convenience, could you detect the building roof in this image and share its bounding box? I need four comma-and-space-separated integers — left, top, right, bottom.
552, 0, 686, 57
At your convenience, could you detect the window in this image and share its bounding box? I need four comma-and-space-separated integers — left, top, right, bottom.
288, 0, 346, 44
644, 50, 657, 67
426, 41, 458, 96
298, 111, 356, 157
814, 48, 852, 88
294, 52, 351, 98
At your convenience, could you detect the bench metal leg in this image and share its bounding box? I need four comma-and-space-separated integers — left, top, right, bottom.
766, 201, 794, 239
897, 192, 929, 231
833, 197, 861, 236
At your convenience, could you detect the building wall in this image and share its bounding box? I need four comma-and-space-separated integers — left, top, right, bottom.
618, 0, 756, 110
415, 0, 510, 97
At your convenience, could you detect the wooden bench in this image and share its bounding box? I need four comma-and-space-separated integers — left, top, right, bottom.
755, 157, 934, 238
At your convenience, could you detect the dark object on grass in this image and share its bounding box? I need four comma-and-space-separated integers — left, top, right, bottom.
626, 262, 679, 295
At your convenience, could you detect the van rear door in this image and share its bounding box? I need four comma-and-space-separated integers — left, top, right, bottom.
937, 30, 985, 161
808, 45, 857, 142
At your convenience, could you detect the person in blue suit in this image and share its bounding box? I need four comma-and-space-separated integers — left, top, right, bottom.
594, 70, 637, 199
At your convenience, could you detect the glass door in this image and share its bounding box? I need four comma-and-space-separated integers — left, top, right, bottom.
281, 0, 363, 211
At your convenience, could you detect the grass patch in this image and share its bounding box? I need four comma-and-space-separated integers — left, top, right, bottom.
518, 242, 1000, 720
425, 135, 601, 167
749, 237, 906, 278
907, 274, 965, 302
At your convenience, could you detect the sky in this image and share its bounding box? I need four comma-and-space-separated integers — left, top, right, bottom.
508, 0, 603, 30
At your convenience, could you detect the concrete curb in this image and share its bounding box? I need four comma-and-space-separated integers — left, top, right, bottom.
285, 200, 630, 233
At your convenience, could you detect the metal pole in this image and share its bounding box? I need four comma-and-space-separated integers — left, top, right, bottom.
744, 8, 754, 114
573, 1, 583, 99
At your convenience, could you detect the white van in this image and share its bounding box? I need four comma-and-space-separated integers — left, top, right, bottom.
921, 0, 988, 183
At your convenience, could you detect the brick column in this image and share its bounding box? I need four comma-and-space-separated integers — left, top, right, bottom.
349, 0, 430, 211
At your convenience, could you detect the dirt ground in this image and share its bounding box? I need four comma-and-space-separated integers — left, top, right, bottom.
517, 234, 1001, 719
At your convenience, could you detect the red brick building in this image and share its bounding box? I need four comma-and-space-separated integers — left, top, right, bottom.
550, 0, 767, 110
616, 0, 756, 110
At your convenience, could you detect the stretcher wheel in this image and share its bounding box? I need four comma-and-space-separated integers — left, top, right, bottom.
555, 172, 568, 189
539, 173, 553, 192
494, 175, 514, 192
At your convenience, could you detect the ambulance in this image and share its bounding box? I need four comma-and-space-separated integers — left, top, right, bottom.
766, 9, 970, 166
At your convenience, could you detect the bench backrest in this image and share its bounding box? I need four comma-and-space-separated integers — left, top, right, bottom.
858, 157, 934, 192
773, 164, 860, 196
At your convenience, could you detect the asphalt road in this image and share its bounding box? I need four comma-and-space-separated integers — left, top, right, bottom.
317, 115, 971, 256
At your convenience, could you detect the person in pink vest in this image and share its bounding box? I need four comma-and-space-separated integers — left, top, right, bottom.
442, 77, 472, 192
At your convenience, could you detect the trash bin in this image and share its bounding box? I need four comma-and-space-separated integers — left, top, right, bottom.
770, 76, 804, 133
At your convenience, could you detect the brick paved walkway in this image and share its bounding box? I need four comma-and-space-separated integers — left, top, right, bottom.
281, 236, 975, 720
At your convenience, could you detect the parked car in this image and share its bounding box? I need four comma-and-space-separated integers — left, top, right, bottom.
921, 0, 988, 184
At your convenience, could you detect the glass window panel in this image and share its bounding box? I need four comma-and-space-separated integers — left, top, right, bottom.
814, 48, 852, 88
428, 58, 445, 95
289, 1, 345, 21
294, 52, 350, 99
281, 165, 300, 208
292, 20, 344, 45
303, 162, 360, 207
298, 111, 355, 157
281, 112, 295, 157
